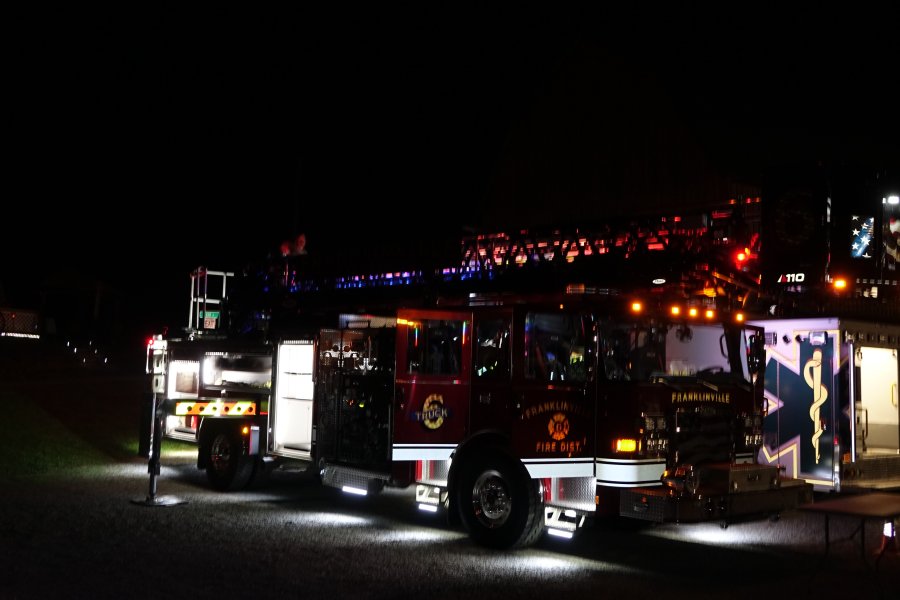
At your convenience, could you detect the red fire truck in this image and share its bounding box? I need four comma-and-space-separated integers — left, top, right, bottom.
145, 203, 816, 548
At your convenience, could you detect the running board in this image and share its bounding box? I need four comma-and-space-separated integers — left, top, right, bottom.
321, 464, 390, 495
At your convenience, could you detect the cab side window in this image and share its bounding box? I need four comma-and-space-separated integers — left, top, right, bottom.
406, 318, 463, 375
524, 312, 591, 382
474, 318, 510, 379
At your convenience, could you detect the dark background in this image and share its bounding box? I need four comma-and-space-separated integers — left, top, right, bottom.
3, 4, 899, 351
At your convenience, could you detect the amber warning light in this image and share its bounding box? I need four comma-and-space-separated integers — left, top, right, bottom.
615, 438, 637, 452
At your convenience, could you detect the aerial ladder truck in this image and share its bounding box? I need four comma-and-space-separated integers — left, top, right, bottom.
145, 201, 819, 548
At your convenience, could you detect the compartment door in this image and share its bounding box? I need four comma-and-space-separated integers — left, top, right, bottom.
857, 346, 899, 452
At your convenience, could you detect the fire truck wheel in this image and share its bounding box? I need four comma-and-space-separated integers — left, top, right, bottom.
206, 430, 254, 491
455, 450, 544, 549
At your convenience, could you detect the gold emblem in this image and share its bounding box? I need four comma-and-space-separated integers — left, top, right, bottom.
548, 412, 570, 441
804, 349, 828, 464
422, 394, 445, 430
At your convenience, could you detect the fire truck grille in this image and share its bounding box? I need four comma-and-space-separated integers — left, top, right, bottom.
671, 406, 734, 466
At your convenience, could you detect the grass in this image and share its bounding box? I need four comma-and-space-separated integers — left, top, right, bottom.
0, 337, 187, 480
0, 381, 203, 482
0, 387, 112, 478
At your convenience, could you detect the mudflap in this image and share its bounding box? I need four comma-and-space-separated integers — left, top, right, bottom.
619, 478, 814, 524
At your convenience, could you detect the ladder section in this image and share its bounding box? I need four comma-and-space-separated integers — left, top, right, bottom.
188, 267, 235, 332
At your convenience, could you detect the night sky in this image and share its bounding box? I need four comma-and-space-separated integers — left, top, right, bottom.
4, 5, 899, 343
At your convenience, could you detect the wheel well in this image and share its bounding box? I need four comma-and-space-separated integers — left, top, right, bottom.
446, 431, 521, 523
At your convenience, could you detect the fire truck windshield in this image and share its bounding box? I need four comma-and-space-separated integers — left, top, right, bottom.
599, 321, 756, 384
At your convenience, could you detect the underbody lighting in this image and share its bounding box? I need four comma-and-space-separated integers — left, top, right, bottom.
342, 485, 368, 496
547, 528, 574, 539
417, 503, 438, 513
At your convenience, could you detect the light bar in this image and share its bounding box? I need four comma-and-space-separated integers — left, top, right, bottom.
341, 485, 368, 496
175, 400, 256, 416
417, 503, 439, 513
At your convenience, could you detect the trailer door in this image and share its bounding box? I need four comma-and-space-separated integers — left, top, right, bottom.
856, 346, 900, 453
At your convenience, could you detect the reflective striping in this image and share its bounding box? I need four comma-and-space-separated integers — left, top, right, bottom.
175, 400, 256, 416
522, 459, 594, 478
595, 457, 666, 487
392, 444, 456, 461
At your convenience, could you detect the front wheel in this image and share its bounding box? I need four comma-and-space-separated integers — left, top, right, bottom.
206, 429, 254, 491
455, 449, 544, 549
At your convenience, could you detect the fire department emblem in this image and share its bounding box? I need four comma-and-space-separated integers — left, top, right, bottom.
548, 412, 570, 441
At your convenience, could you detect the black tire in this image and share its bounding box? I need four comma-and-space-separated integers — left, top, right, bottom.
206, 429, 254, 491
454, 449, 544, 549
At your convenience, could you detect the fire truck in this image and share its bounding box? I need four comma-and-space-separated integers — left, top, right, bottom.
144, 201, 823, 549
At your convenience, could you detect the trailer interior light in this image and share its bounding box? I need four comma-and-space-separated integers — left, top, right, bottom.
417, 503, 438, 513
547, 528, 574, 539
341, 485, 368, 496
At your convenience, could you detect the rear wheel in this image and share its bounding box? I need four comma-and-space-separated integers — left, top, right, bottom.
455, 449, 544, 549
206, 429, 254, 491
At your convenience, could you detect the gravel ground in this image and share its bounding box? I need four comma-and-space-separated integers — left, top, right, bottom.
2, 459, 898, 600
1, 342, 898, 599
